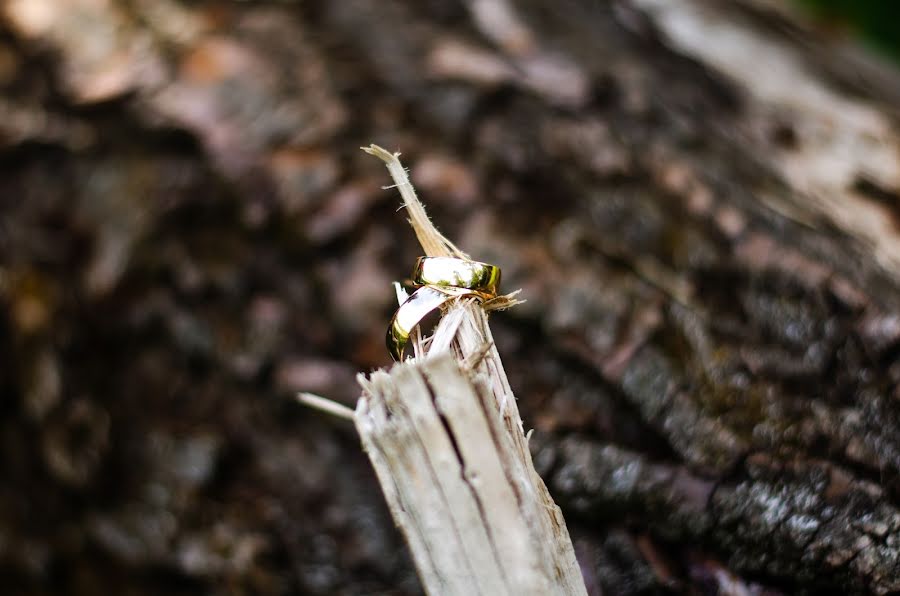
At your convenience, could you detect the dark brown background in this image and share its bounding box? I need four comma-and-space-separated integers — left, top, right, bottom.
3, 1, 900, 594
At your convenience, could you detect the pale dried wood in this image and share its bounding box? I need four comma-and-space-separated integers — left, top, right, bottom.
357, 355, 586, 596
355, 145, 587, 595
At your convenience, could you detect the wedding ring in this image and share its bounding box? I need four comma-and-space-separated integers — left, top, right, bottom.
412, 256, 501, 299
387, 285, 481, 361
387, 256, 502, 361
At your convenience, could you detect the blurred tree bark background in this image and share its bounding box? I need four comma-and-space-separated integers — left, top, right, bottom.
3, 0, 900, 594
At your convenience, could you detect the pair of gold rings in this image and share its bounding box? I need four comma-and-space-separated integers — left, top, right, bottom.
387, 256, 501, 361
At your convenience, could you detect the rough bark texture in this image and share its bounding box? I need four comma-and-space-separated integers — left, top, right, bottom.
3, 0, 900, 594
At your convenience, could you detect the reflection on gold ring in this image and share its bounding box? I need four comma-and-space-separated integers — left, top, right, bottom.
386, 285, 483, 361
412, 256, 501, 298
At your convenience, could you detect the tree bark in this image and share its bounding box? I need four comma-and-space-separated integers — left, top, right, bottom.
2, 0, 900, 594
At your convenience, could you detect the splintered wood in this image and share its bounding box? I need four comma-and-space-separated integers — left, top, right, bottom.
355, 145, 586, 596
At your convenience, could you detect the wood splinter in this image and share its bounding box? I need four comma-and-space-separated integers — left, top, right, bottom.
304, 145, 587, 596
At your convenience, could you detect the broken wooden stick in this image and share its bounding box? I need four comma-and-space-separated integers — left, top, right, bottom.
353, 145, 587, 595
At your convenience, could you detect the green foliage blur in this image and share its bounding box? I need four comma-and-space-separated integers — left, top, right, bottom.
798, 0, 900, 61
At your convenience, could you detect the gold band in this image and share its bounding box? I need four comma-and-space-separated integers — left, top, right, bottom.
387, 285, 482, 361
387, 256, 502, 361
412, 256, 501, 298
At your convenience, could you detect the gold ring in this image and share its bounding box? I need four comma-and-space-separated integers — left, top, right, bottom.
412, 256, 501, 298
387, 285, 483, 361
